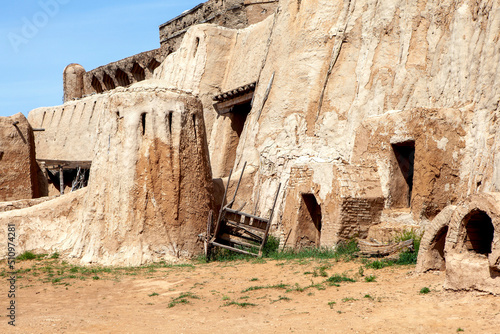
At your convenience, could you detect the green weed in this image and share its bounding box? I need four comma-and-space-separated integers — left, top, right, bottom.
17, 251, 37, 261
242, 283, 289, 293
168, 292, 200, 308
364, 275, 376, 282
223, 301, 257, 307
326, 274, 356, 284
271, 295, 291, 303
420, 287, 430, 294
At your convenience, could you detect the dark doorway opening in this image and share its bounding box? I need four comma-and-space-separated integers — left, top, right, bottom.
391, 141, 415, 208
295, 193, 322, 248
463, 209, 494, 255
223, 102, 251, 176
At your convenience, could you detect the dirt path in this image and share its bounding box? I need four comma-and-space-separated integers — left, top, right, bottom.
2, 257, 499, 333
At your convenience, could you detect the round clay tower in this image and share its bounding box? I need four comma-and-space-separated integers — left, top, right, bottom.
63, 63, 85, 102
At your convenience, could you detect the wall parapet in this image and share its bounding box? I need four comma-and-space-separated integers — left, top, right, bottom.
63, 49, 168, 102
159, 0, 278, 52
82, 48, 167, 97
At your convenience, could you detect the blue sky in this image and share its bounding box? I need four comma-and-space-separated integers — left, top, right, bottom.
0, 0, 201, 117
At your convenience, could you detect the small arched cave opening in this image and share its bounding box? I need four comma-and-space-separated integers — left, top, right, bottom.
430, 225, 448, 270
463, 209, 494, 255
102, 73, 115, 91
147, 58, 161, 74
115, 68, 130, 87
91, 75, 104, 93
131, 63, 146, 82
294, 193, 322, 248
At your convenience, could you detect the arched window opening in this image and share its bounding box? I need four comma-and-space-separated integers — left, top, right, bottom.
102, 73, 115, 91
115, 68, 130, 87
91, 75, 103, 93
131, 63, 146, 82
147, 58, 161, 74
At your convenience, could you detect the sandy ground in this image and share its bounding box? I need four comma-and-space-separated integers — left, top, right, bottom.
1, 257, 500, 334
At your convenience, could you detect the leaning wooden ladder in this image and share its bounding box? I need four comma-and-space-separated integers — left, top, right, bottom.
205, 162, 281, 259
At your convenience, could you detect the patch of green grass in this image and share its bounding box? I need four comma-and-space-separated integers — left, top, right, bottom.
328, 301, 336, 309
92, 276, 100, 280
224, 301, 257, 307
222, 295, 230, 301
285, 282, 325, 293
208, 237, 361, 263
168, 292, 200, 308
394, 229, 422, 265
420, 287, 430, 294
457, 328, 464, 332
341, 297, 358, 302
313, 265, 330, 277
242, 283, 289, 293
364, 294, 374, 299
17, 251, 37, 261
250, 277, 258, 281
364, 275, 376, 282
286, 283, 305, 292
148, 292, 159, 297
271, 295, 291, 303
50, 252, 60, 259
326, 274, 356, 284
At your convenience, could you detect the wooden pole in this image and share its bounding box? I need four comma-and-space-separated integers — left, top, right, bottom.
58, 165, 64, 195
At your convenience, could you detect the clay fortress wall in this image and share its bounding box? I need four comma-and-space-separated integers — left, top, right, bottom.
1, 0, 500, 293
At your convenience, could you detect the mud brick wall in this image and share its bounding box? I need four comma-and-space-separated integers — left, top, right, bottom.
338, 197, 385, 239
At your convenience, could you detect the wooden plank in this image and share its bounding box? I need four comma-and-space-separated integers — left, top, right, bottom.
59, 165, 64, 195
230, 161, 247, 206
225, 219, 267, 234
215, 168, 233, 239
225, 208, 269, 222
210, 241, 258, 257
259, 183, 281, 256
358, 239, 413, 256
224, 222, 264, 241
38, 159, 92, 170
219, 234, 261, 249
213, 92, 254, 114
